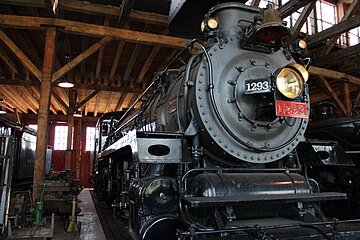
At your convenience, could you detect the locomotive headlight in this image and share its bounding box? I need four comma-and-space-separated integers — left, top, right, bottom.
201, 20, 206, 32
276, 63, 308, 99
207, 18, 219, 30
200, 18, 219, 32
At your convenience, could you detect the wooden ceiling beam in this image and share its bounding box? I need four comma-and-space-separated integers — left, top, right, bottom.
0, 15, 187, 48
52, 36, 112, 83
0, 0, 168, 25
279, 0, 313, 18
307, 14, 360, 48
320, 0, 359, 56
314, 42, 360, 68
316, 75, 347, 116
0, 78, 143, 93
75, 89, 100, 110
2, 85, 31, 113
309, 66, 360, 86
0, 29, 41, 80
60, 0, 168, 25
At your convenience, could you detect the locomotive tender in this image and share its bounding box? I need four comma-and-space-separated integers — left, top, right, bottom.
94, 2, 360, 239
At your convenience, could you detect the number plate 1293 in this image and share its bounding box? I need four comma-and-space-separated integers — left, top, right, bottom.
275, 101, 308, 118
245, 79, 271, 94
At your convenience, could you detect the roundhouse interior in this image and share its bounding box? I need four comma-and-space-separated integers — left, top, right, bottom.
0, 0, 360, 239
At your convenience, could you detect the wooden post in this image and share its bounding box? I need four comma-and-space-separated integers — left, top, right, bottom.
75, 119, 82, 179
65, 89, 76, 170
340, 80, 351, 116
33, 27, 56, 202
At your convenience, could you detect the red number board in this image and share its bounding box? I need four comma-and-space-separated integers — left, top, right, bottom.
275, 100, 308, 118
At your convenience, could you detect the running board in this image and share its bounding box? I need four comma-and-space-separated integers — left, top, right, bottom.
181, 192, 347, 207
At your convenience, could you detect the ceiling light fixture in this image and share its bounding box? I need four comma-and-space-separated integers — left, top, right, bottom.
0, 99, 7, 114
58, 81, 75, 88
73, 110, 82, 118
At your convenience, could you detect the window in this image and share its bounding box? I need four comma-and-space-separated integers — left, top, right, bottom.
282, 0, 316, 35
85, 127, 96, 151
348, 27, 360, 46
28, 124, 38, 131
54, 126, 73, 150
316, 0, 337, 32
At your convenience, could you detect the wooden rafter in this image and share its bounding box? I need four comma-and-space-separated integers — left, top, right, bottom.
0, 47, 19, 75
9, 86, 37, 114
84, 89, 89, 117
316, 75, 347, 116
135, 46, 160, 84
104, 92, 113, 113
14, 108, 20, 124
118, 0, 136, 26
114, 93, 122, 112
94, 91, 102, 117
2, 5, 43, 68
0, 86, 26, 113
75, 90, 100, 110
52, 36, 112, 82
320, 0, 359, 56
0, 15, 187, 48
51, 88, 69, 111
109, 41, 124, 82
0, 28, 41, 80
95, 17, 110, 80
17, 86, 39, 114
134, 28, 167, 85
117, 39, 143, 109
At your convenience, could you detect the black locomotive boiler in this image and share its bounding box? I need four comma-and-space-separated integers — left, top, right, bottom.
94, 3, 360, 239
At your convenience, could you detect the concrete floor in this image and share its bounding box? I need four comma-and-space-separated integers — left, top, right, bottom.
52, 189, 106, 240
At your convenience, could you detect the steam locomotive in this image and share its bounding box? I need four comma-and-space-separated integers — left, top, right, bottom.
94, 2, 360, 239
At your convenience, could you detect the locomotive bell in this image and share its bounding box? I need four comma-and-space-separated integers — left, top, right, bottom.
256, 7, 289, 41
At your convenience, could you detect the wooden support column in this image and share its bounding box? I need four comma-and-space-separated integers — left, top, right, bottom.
340, 79, 351, 116
65, 89, 76, 170
33, 27, 56, 201
251, 0, 261, 6
75, 119, 82, 179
